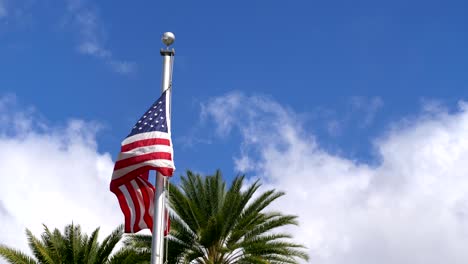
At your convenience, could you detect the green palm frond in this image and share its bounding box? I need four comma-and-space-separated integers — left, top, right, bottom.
41, 225, 65, 262
107, 248, 149, 264
26, 229, 55, 264
96, 225, 123, 264
0, 245, 36, 264
1, 224, 135, 264
126, 169, 309, 264
84, 227, 100, 264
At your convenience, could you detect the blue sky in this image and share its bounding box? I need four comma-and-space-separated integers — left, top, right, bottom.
2, 0, 468, 174
2, 0, 468, 263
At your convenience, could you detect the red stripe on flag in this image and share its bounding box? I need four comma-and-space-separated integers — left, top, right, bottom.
135, 177, 154, 230
121, 138, 171, 152
111, 167, 150, 190
125, 182, 142, 233
110, 166, 174, 190
156, 167, 174, 177
140, 171, 150, 181
110, 90, 175, 234
113, 187, 132, 233
164, 209, 170, 236
114, 152, 172, 170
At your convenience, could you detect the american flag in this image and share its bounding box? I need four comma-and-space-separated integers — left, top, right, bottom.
110, 90, 174, 233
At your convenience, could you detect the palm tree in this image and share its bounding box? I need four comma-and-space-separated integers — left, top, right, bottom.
126, 170, 309, 264
0, 223, 147, 264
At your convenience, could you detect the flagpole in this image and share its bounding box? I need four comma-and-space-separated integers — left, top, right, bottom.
151, 32, 175, 264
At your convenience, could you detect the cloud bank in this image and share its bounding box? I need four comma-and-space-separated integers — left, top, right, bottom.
202, 92, 468, 264
0, 95, 122, 258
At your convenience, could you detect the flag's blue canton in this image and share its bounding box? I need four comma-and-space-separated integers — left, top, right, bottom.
128, 91, 168, 137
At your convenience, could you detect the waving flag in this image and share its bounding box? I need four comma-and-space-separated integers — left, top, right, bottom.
110, 90, 174, 233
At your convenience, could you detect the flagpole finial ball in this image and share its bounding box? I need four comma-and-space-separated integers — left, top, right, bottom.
162, 32, 175, 47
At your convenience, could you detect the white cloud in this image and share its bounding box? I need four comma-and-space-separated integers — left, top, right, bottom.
65, 0, 136, 74
203, 92, 468, 264
200, 91, 246, 137
313, 96, 384, 138
0, 0, 6, 19
108, 60, 137, 75
350, 96, 383, 127
1, 0, 135, 74
78, 41, 111, 58
0, 95, 123, 260
0, 0, 37, 30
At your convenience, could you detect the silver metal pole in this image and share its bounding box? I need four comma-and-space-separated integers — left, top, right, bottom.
151, 32, 175, 264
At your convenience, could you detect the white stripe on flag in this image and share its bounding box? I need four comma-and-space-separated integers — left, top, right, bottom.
119, 185, 136, 233
122, 131, 172, 145
131, 180, 147, 231
117, 145, 173, 160
112, 159, 175, 179
145, 181, 155, 218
